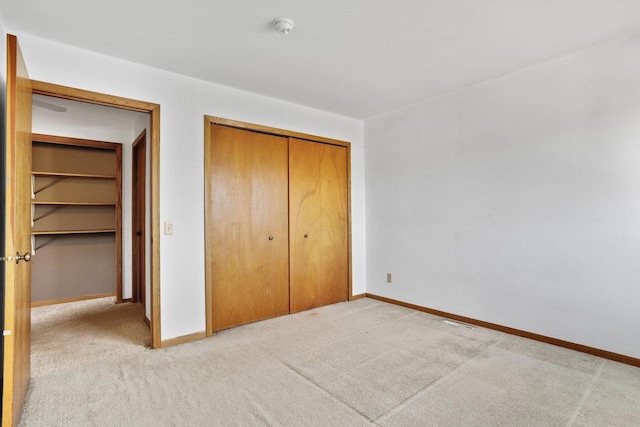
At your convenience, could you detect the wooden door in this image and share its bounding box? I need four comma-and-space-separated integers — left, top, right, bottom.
2, 34, 33, 427
289, 138, 349, 313
209, 125, 289, 332
132, 132, 146, 308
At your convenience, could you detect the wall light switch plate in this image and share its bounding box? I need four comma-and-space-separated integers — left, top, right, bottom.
164, 221, 173, 235
386, 273, 392, 283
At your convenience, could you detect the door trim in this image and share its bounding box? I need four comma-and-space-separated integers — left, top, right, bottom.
204, 115, 353, 336
31, 80, 162, 348
208, 116, 351, 148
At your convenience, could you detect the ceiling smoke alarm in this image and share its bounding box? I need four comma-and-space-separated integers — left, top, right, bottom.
274, 18, 294, 35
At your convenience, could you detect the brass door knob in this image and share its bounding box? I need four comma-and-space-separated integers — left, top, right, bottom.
16, 251, 31, 264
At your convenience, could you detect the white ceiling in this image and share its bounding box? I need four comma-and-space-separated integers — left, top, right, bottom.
32, 94, 147, 140
4, 1, 640, 119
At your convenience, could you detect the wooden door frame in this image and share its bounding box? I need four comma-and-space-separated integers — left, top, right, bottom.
203, 115, 353, 337
31, 81, 162, 348
131, 130, 146, 309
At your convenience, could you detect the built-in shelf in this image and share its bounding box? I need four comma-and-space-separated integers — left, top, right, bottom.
32, 201, 116, 206
32, 229, 116, 236
31, 135, 122, 305
32, 171, 116, 179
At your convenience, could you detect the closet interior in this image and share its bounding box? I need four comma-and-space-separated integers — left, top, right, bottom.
31, 134, 122, 305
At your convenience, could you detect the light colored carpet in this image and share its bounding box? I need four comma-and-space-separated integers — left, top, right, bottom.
20, 298, 640, 426
30, 297, 150, 377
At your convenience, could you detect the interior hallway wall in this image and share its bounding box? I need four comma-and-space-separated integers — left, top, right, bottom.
15, 32, 366, 341
365, 33, 640, 359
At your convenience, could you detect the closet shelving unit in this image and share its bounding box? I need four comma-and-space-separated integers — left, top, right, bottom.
31, 133, 123, 304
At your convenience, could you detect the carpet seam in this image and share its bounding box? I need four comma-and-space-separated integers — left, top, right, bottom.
282, 359, 383, 425
564, 359, 606, 427
328, 298, 384, 320
373, 333, 509, 423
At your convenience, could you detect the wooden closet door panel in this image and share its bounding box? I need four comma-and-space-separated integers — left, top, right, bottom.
290, 138, 348, 313
289, 139, 323, 312
209, 125, 289, 332
318, 142, 349, 304
210, 126, 255, 331
250, 133, 290, 321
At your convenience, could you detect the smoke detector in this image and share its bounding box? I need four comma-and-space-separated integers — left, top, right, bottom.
274, 18, 294, 35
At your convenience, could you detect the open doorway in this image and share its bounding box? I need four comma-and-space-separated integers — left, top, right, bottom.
30, 81, 161, 350
30, 93, 153, 374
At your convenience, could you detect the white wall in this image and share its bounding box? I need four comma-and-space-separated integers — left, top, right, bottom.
365, 34, 640, 358
31, 96, 148, 300
15, 33, 366, 340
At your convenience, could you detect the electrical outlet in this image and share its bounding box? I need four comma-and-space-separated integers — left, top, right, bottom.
164, 221, 173, 235
386, 273, 392, 283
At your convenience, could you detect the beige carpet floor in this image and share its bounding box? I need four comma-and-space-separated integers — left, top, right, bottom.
30, 297, 150, 377
20, 298, 640, 426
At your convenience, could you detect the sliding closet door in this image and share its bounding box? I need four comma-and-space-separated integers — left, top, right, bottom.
289, 138, 349, 313
209, 125, 289, 332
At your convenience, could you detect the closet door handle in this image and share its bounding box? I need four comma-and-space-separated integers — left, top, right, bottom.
304, 234, 309, 238
268, 236, 274, 241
